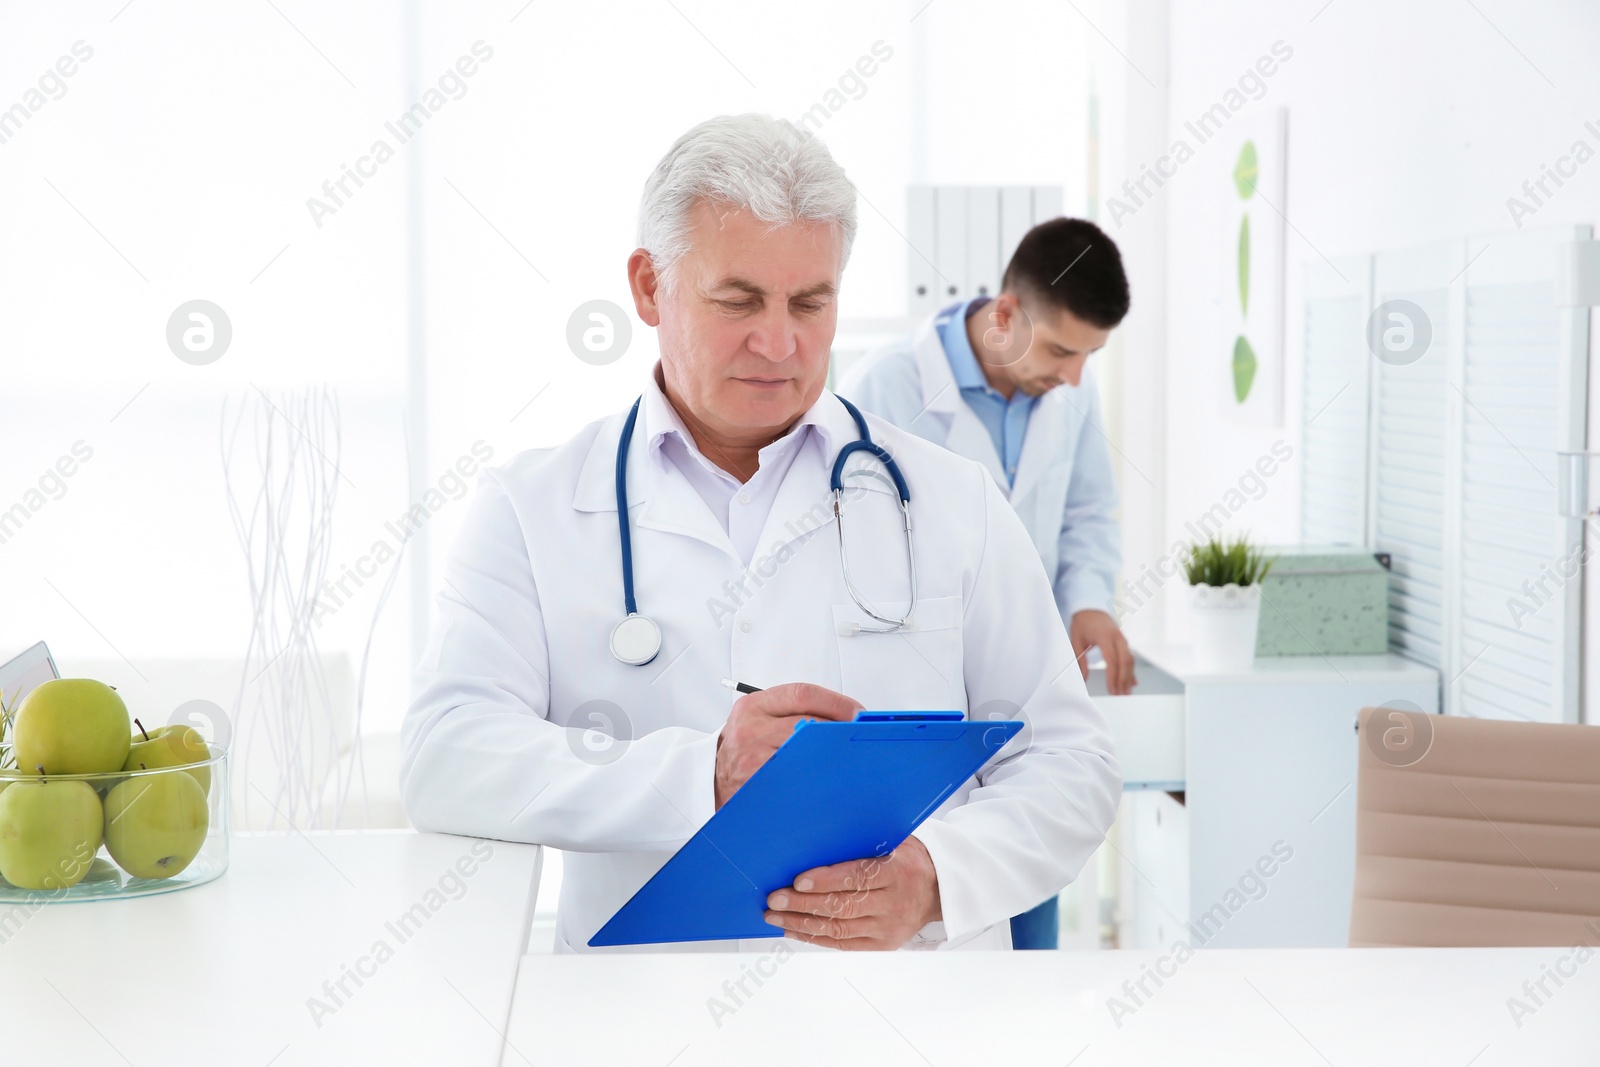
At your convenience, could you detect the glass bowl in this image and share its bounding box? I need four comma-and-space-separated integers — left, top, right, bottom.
0, 742, 228, 902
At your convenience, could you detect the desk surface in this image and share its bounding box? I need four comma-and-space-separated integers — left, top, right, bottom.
1138, 641, 1438, 685
0, 830, 542, 1067
506, 947, 1598, 1065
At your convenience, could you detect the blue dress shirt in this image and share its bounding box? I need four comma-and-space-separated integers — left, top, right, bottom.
937, 298, 1037, 487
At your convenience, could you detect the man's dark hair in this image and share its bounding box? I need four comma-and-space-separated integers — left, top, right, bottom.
1000, 217, 1130, 328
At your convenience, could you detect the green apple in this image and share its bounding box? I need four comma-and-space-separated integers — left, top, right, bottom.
123, 720, 211, 796
0, 778, 104, 890
103, 771, 209, 880
13, 679, 131, 776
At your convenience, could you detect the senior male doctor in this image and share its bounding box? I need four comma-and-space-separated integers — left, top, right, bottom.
400, 114, 1119, 954
840, 217, 1134, 949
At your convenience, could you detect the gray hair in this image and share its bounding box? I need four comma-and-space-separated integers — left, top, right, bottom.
637, 114, 857, 289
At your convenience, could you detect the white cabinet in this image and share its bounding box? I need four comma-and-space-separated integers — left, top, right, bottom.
1124, 789, 1190, 950
1093, 644, 1440, 948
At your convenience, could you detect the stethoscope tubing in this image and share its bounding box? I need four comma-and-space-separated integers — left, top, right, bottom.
612, 393, 914, 662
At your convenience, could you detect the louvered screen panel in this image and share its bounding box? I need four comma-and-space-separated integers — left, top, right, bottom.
1453, 227, 1589, 724
1337, 230, 1587, 721
1457, 280, 1560, 719
1300, 257, 1372, 546
1369, 284, 1451, 670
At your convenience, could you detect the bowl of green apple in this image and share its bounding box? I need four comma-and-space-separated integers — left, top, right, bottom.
0, 678, 228, 901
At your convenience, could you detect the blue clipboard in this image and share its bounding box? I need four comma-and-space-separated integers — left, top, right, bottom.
588, 710, 1022, 947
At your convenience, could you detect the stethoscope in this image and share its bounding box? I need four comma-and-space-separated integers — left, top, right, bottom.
609, 394, 917, 665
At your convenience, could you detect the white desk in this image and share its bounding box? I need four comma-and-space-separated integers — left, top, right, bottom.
504, 948, 1598, 1065
0, 831, 542, 1066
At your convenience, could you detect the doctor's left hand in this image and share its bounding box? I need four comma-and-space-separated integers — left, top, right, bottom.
1070, 609, 1137, 695
763, 836, 942, 950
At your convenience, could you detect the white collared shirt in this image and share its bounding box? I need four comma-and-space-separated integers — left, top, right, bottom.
641, 374, 823, 569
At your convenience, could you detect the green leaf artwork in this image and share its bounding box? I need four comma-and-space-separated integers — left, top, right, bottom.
1233, 140, 1258, 199
1232, 335, 1257, 402
1238, 214, 1250, 315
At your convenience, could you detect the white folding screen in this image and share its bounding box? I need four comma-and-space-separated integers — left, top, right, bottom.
1299, 256, 1373, 547
1453, 227, 1589, 724
1368, 241, 1461, 676
1305, 226, 1592, 723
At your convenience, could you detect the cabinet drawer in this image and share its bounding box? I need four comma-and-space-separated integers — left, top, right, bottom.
1088, 658, 1186, 789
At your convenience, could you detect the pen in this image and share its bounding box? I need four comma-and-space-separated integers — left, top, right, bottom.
720, 677, 763, 695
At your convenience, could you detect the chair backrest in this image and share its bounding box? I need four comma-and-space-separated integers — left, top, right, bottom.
1350, 705, 1600, 946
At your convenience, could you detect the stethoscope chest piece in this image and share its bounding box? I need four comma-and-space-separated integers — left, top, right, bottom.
610, 612, 662, 666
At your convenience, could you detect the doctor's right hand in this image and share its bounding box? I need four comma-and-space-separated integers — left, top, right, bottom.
715, 682, 863, 809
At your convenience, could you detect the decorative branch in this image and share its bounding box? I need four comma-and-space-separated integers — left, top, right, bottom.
221, 386, 344, 831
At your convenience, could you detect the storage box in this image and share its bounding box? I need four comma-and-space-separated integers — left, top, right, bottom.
1255, 548, 1389, 656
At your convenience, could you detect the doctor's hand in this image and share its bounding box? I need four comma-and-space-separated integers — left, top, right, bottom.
715, 682, 863, 810
764, 835, 941, 950
1070, 609, 1137, 695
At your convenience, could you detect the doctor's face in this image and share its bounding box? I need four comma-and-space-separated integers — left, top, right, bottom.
629, 200, 841, 444
979, 294, 1112, 397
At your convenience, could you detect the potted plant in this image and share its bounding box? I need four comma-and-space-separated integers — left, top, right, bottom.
1183, 535, 1274, 670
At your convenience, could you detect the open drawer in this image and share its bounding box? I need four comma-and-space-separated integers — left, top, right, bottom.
1086, 655, 1185, 790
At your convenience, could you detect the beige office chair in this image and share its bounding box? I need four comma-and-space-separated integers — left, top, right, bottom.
1350, 705, 1600, 947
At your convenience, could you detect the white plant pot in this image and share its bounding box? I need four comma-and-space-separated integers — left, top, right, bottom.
1189, 583, 1262, 671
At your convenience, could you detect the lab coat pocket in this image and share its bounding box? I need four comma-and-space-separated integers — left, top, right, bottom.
832, 594, 966, 713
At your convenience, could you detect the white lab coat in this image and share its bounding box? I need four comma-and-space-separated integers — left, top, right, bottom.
839, 304, 1122, 622
399, 383, 1120, 953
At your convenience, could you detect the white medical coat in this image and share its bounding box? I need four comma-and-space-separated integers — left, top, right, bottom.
839, 306, 1123, 621
399, 385, 1120, 953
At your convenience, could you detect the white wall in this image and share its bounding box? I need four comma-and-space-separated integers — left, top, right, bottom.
0, 2, 417, 741
1115, 0, 1600, 673
1089, 0, 1171, 653
0, 1, 1085, 740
